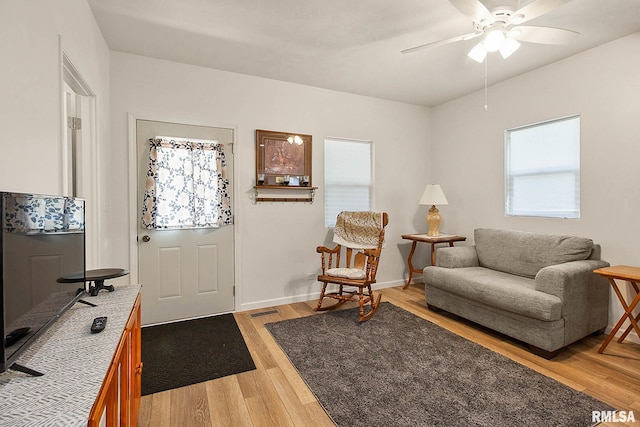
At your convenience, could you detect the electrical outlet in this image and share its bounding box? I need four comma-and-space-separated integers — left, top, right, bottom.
307, 272, 316, 280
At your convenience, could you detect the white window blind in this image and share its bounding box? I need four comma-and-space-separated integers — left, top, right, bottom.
324, 138, 372, 227
505, 115, 580, 218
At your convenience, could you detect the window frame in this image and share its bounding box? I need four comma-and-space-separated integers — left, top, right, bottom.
504, 115, 581, 219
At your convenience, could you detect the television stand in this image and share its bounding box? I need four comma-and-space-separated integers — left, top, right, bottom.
10, 363, 43, 377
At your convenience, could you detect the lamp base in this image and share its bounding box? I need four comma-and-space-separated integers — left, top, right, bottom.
426, 205, 441, 237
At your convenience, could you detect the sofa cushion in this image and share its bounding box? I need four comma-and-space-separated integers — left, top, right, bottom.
474, 228, 594, 279
424, 266, 563, 321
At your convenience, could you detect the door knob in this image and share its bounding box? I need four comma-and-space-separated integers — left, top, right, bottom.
141, 235, 151, 242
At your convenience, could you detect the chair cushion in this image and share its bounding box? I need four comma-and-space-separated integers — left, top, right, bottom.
326, 268, 366, 279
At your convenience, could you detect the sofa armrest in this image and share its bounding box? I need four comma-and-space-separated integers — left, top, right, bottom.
435, 246, 479, 268
535, 260, 610, 299
535, 259, 610, 344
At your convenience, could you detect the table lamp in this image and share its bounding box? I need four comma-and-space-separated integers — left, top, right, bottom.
419, 184, 448, 237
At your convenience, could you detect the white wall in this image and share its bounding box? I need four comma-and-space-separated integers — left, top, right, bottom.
0, 0, 110, 268
431, 33, 640, 338
10, 0, 632, 334
109, 52, 432, 311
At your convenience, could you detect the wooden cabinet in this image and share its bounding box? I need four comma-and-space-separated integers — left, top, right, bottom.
88, 293, 142, 427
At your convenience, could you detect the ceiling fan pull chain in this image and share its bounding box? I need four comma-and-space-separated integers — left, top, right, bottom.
484, 56, 489, 111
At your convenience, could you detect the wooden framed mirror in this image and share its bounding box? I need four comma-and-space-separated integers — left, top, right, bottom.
255, 129, 312, 187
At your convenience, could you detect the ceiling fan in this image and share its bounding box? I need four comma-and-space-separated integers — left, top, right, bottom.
402, 0, 579, 62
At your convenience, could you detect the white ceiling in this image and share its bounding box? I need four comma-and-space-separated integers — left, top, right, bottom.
88, 0, 640, 107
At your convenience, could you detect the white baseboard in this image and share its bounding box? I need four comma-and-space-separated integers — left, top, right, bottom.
604, 325, 640, 345
238, 293, 317, 312
238, 279, 405, 313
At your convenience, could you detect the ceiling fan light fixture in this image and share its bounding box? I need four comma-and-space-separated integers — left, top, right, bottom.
499, 37, 521, 58
468, 42, 487, 63
484, 29, 505, 52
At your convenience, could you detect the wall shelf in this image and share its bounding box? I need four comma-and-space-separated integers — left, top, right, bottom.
253, 186, 317, 203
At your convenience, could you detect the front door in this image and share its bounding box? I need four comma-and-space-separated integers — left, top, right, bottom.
136, 119, 234, 325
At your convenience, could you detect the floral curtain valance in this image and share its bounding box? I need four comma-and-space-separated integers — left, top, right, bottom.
142, 137, 232, 229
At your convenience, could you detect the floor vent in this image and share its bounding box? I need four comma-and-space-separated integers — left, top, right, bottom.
250, 309, 279, 318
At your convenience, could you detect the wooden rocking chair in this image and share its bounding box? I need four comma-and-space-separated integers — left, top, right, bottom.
314, 211, 389, 322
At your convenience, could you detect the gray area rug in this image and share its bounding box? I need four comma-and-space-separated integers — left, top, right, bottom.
266, 302, 615, 427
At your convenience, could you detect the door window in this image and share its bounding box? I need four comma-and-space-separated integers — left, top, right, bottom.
142, 137, 232, 228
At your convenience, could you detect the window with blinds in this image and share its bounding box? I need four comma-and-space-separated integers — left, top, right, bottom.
324, 138, 373, 227
505, 115, 580, 219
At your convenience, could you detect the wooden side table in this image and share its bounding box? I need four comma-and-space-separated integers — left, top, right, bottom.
401, 233, 466, 289
593, 265, 640, 354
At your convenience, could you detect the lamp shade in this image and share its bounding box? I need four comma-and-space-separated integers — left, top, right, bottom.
419, 184, 448, 206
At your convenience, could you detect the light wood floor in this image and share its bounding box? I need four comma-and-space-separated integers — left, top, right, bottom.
137, 284, 640, 427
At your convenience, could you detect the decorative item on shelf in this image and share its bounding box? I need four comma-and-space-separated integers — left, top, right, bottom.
254, 129, 316, 202
419, 184, 449, 237
255, 129, 312, 187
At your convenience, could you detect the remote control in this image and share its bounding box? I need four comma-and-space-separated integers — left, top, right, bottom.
91, 316, 107, 333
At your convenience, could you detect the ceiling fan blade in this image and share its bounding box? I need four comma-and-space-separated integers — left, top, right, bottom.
448, 0, 492, 22
512, 0, 572, 24
511, 25, 579, 45
401, 32, 481, 54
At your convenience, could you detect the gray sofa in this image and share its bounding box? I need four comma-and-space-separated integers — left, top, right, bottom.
423, 228, 610, 358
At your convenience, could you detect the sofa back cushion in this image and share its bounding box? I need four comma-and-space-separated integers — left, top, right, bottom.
474, 228, 594, 278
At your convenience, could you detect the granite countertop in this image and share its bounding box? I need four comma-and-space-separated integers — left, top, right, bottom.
0, 284, 141, 427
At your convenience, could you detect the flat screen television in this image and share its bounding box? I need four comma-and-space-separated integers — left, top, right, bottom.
1, 192, 86, 374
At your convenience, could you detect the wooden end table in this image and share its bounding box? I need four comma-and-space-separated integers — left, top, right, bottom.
401, 233, 466, 289
593, 265, 640, 354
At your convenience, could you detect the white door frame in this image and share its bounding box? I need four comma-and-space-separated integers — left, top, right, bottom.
59, 41, 99, 270
126, 113, 241, 312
